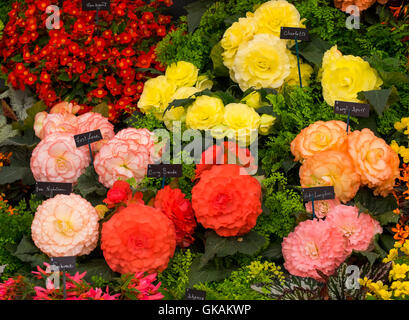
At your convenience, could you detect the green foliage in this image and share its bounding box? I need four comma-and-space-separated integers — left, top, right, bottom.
74, 166, 107, 206
255, 173, 303, 239
155, 0, 271, 70
158, 249, 199, 300
125, 111, 165, 132
193, 259, 284, 300
176, 163, 196, 199
0, 197, 36, 281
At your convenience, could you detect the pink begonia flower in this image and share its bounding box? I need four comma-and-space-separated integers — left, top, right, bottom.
326, 204, 382, 253
77, 112, 115, 152
50, 101, 81, 115
115, 128, 162, 162
41, 113, 79, 138
31, 194, 100, 257
94, 136, 151, 188
30, 133, 90, 183
305, 198, 341, 219
282, 219, 349, 281
33, 111, 48, 139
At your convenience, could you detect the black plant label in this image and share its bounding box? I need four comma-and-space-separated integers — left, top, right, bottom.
302, 186, 335, 202
280, 27, 310, 41
35, 182, 72, 197
334, 101, 370, 118
185, 288, 206, 300
147, 164, 183, 178
82, 0, 110, 11
74, 129, 103, 147
50, 256, 76, 272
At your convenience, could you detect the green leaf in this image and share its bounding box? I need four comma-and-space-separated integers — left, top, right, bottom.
75, 166, 107, 204
255, 106, 275, 116
0, 148, 35, 185
92, 102, 109, 118
20, 100, 47, 131
262, 241, 282, 260
378, 234, 395, 254
135, 68, 163, 75
188, 257, 233, 286
353, 250, 379, 266
10, 235, 48, 268
298, 37, 332, 67
210, 42, 229, 78
76, 259, 116, 284
163, 98, 196, 117
200, 231, 266, 266
376, 211, 399, 226
360, 88, 394, 117
185, 0, 215, 33
212, 91, 236, 105
58, 73, 71, 82
354, 187, 397, 216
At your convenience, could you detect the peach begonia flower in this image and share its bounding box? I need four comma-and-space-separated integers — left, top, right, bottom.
291, 120, 348, 162
299, 150, 361, 203
334, 0, 389, 13
31, 193, 100, 257
30, 133, 90, 183
347, 128, 400, 197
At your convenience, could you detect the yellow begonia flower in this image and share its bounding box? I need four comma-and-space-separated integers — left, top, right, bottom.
163, 86, 199, 131
253, 0, 304, 39
185, 95, 224, 130
165, 61, 199, 88
241, 91, 266, 109
221, 17, 258, 70
321, 45, 383, 106
231, 33, 291, 91
259, 114, 276, 135
223, 103, 260, 146
137, 75, 176, 120
195, 75, 213, 91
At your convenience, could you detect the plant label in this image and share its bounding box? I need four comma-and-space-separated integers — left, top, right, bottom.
302, 186, 335, 202
50, 256, 76, 272
185, 288, 206, 300
82, 0, 110, 11
280, 27, 310, 41
35, 182, 72, 197
334, 101, 370, 118
74, 129, 103, 148
147, 164, 183, 178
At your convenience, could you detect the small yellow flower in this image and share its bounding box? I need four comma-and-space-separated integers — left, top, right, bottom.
185, 95, 224, 130
259, 114, 276, 135
383, 248, 399, 263
241, 91, 265, 109
137, 75, 176, 119
95, 205, 109, 219
390, 140, 400, 153
165, 61, 199, 88
223, 103, 261, 146
195, 75, 213, 91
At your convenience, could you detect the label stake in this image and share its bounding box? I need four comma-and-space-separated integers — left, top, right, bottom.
311, 194, 315, 219
346, 108, 351, 134
295, 38, 302, 88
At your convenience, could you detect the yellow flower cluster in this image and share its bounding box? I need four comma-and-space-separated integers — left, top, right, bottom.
137, 61, 212, 121
360, 240, 409, 300
247, 260, 285, 285
390, 117, 409, 162
220, 0, 312, 91
138, 61, 276, 145
321, 45, 383, 106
